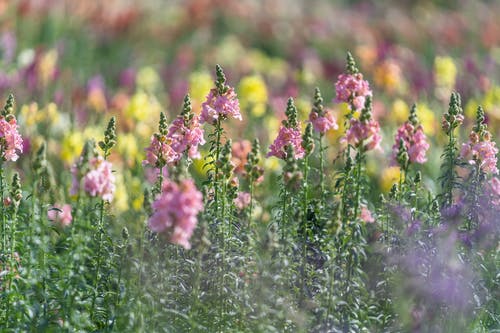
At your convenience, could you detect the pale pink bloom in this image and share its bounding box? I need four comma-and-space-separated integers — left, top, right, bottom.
360, 205, 375, 223
0, 115, 23, 161
231, 140, 252, 175
47, 204, 73, 226
82, 157, 116, 201
335, 73, 372, 112
143, 134, 179, 167
200, 87, 241, 124
391, 122, 430, 165
148, 178, 203, 249
167, 115, 205, 160
309, 108, 339, 134
489, 177, 500, 206
267, 126, 305, 159
460, 139, 498, 175
234, 191, 251, 210
343, 118, 382, 151
144, 166, 169, 184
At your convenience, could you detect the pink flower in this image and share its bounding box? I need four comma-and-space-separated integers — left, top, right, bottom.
489, 177, 500, 206
148, 178, 203, 249
360, 205, 375, 223
71, 156, 116, 201
309, 108, 338, 134
335, 73, 372, 112
234, 191, 251, 210
460, 139, 498, 175
143, 134, 179, 167
0, 115, 23, 162
343, 118, 382, 151
391, 122, 430, 165
47, 204, 73, 226
200, 87, 241, 124
231, 140, 252, 175
167, 115, 205, 160
267, 126, 305, 159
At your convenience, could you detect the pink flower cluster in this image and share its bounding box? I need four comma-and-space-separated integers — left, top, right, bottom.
360, 205, 375, 223
267, 126, 305, 159
47, 204, 73, 226
460, 136, 498, 175
71, 156, 116, 201
143, 135, 179, 167
309, 109, 338, 134
344, 118, 382, 151
0, 116, 23, 162
148, 178, 203, 249
234, 191, 251, 210
335, 73, 372, 112
391, 122, 430, 165
200, 87, 241, 124
167, 115, 205, 160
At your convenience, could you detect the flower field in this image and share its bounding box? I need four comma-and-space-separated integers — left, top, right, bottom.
0, 1, 499, 332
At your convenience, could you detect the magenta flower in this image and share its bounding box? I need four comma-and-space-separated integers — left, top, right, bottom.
391, 122, 430, 165
143, 134, 179, 167
148, 178, 203, 249
267, 126, 305, 159
309, 108, 338, 134
200, 87, 241, 124
47, 204, 73, 227
71, 156, 116, 202
343, 118, 382, 151
0, 115, 23, 162
167, 114, 205, 160
335, 73, 372, 112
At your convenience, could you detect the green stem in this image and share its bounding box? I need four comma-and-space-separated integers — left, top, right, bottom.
214, 118, 222, 218
319, 134, 325, 207
248, 181, 254, 230
301, 155, 309, 301
0, 165, 6, 270
90, 199, 106, 323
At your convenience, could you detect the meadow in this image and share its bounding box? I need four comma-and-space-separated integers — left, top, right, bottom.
0, 1, 499, 332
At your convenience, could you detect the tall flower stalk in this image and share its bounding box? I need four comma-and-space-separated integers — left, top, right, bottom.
201, 64, 241, 219
309, 87, 338, 206
439, 92, 464, 207
90, 116, 116, 323
460, 105, 498, 229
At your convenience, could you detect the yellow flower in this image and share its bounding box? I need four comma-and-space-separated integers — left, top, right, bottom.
380, 166, 402, 193
60, 131, 84, 164
42, 103, 60, 124
192, 151, 213, 177
189, 71, 213, 106
434, 56, 457, 89
374, 59, 405, 94
37, 49, 58, 87
391, 99, 410, 124
125, 91, 161, 123
136, 66, 161, 93
113, 173, 129, 213
295, 98, 312, 121
238, 75, 268, 117
482, 85, 500, 121
465, 98, 479, 119
416, 103, 437, 136
131, 177, 144, 211
117, 133, 141, 165
264, 157, 281, 172
20, 102, 41, 128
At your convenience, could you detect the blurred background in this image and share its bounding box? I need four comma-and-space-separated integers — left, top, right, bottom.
1, 0, 499, 212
